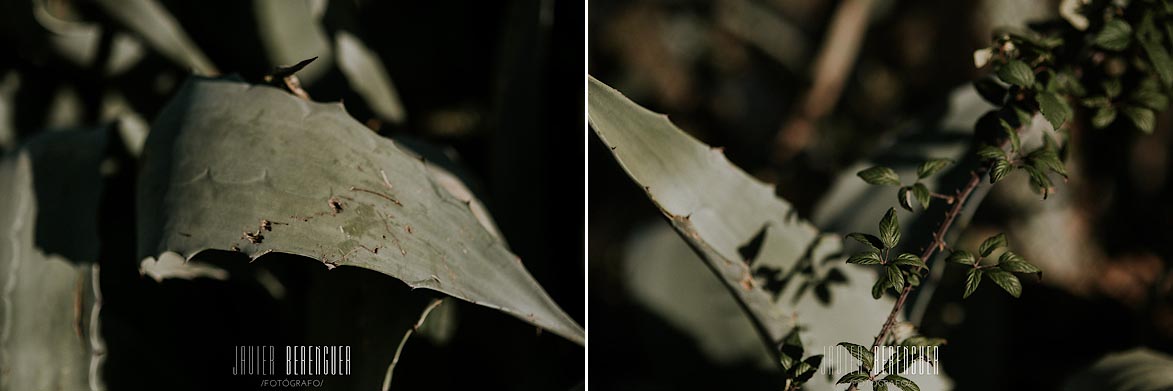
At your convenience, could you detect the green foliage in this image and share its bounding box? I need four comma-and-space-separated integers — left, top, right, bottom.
1094, 19, 1133, 51
893, 253, 926, 269
951, 232, 1041, 299
1036, 91, 1072, 130
1122, 106, 1156, 134
779, 329, 822, 387
989, 158, 1012, 184
986, 269, 1023, 298
849, 233, 886, 250
963, 269, 983, 299
917, 159, 952, 179
878, 208, 901, 249
996, 60, 1036, 87
947, 250, 976, 266
836, 371, 871, 385
849, 252, 884, 265
978, 233, 1007, 257
859, 166, 902, 186
911, 183, 931, 210
837, 342, 875, 372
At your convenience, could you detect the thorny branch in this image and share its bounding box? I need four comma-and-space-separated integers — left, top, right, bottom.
869, 132, 1018, 350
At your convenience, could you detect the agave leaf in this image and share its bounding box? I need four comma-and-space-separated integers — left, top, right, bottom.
0, 138, 103, 390
589, 76, 888, 355
136, 77, 581, 345
94, 0, 218, 75
255, 0, 332, 83
335, 31, 407, 124
592, 76, 951, 390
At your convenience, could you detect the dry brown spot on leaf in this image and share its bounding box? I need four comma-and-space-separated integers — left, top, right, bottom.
242, 231, 264, 244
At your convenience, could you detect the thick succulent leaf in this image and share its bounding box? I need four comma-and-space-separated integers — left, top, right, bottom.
0, 148, 102, 391
590, 76, 916, 386
1064, 348, 1173, 391
592, 76, 951, 390
255, 0, 333, 83
136, 77, 581, 345
591, 76, 821, 345
94, 0, 218, 75
623, 222, 777, 368
335, 31, 407, 124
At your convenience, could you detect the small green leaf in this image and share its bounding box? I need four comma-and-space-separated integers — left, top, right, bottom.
1028, 148, 1067, 178
898, 186, 915, 212
1050, 69, 1085, 96
963, 268, 983, 299
791, 360, 812, 379
1122, 106, 1156, 134
977, 145, 1006, 160
912, 183, 931, 210
783, 329, 803, 352
878, 208, 900, 248
1036, 91, 1071, 130
1131, 89, 1169, 111
837, 371, 871, 385
908, 272, 921, 287
886, 264, 905, 290
858, 166, 901, 186
838, 342, 875, 372
796, 355, 822, 382
1092, 106, 1117, 129
986, 269, 1022, 298
876, 381, 889, 391
780, 353, 795, 371
1102, 79, 1123, 98
872, 275, 888, 299
885, 374, 921, 391
1000, 119, 1021, 152
990, 158, 1012, 184
848, 252, 884, 265
848, 233, 886, 250
979, 233, 1007, 257
1023, 166, 1054, 199
881, 349, 912, 377
894, 253, 926, 269
1013, 107, 1032, 128
997, 60, 1036, 88
998, 251, 1042, 279
917, 159, 953, 179
1081, 96, 1112, 108
947, 250, 976, 266
1137, 15, 1173, 88
1094, 19, 1133, 51
781, 329, 804, 361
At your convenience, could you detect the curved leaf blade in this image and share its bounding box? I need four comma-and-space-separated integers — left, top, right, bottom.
137, 77, 581, 344
94, 0, 218, 75
589, 76, 895, 382
335, 31, 407, 124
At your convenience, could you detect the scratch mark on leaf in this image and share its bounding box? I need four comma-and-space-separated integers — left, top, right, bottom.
350, 186, 402, 206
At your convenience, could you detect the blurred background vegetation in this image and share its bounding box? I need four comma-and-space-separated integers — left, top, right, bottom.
589, 0, 1173, 389
0, 0, 582, 390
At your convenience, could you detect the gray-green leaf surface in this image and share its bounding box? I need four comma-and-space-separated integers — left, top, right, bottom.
136, 77, 581, 345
